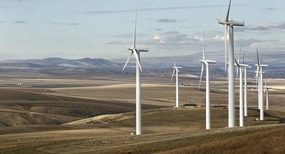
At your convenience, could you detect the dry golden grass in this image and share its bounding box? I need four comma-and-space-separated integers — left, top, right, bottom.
0, 77, 284, 153
163, 126, 285, 154
0, 88, 164, 127
0, 108, 284, 154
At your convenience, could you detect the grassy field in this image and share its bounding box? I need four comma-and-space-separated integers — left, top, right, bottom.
0, 76, 284, 153
0, 108, 284, 153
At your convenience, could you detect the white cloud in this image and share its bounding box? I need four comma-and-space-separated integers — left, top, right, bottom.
153, 35, 161, 40
152, 34, 165, 44
214, 35, 225, 41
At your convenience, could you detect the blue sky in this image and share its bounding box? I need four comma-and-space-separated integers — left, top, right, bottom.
0, 0, 284, 60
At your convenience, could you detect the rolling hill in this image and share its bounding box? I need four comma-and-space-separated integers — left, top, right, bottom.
0, 51, 284, 78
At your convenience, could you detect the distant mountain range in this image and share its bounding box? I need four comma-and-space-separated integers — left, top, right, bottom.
0, 58, 121, 69
0, 51, 284, 78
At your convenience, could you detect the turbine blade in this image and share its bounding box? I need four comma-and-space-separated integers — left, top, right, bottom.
132, 10, 137, 49
198, 64, 204, 90
225, 0, 232, 22
171, 69, 175, 82
133, 50, 142, 72
235, 58, 239, 79
255, 66, 259, 80
264, 67, 267, 88
243, 49, 245, 64
238, 42, 243, 63
234, 58, 239, 66
255, 67, 259, 88
203, 29, 205, 60
122, 52, 133, 71
265, 76, 267, 88
224, 25, 228, 74
175, 68, 180, 73
256, 49, 260, 65
260, 55, 264, 64
254, 68, 257, 78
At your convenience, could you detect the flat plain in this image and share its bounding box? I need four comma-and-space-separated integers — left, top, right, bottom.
0, 75, 284, 153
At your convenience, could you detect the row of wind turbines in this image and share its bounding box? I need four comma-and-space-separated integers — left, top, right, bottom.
122, 0, 270, 135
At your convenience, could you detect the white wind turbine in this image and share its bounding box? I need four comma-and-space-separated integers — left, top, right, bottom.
263, 69, 271, 110
242, 50, 251, 117
217, 0, 245, 128
122, 12, 148, 135
198, 31, 216, 130
255, 49, 268, 121
235, 44, 251, 118
264, 84, 270, 111
171, 59, 182, 108
234, 52, 249, 127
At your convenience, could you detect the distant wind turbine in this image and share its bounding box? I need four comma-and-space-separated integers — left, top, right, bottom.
235, 44, 251, 118
234, 55, 249, 127
171, 59, 182, 108
217, 0, 245, 128
264, 69, 270, 111
198, 31, 216, 130
255, 49, 268, 121
122, 12, 148, 135
242, 49, 251, 117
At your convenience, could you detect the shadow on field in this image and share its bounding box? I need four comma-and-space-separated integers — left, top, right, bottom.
264, 111, 285, 124
249, 108, 285, 124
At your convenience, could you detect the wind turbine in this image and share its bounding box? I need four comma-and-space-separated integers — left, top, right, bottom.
264, 85, 270, 111
235, 44, 251, 118
264, 69, 270, 110
171, 59, 182, 108
255, 49, 268, 121
242, 50, 251, 117
234, 57, 249, 127
217, 0, 245, 128
198, 31, 216, 130
122, 12, 148, 135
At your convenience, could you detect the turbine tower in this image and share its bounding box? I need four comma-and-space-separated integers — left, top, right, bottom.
122, 12, 148, 135
255, 50, 268, 121
171, 59, 182, 108
198, 31, 216, 130
217, 0, 245, 128
265, 87, 270, 110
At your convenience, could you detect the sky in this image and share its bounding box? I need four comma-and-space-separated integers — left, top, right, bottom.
0, 0, 285, 60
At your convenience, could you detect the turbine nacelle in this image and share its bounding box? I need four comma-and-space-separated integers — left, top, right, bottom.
255, 64, 268, 67
235, 59, 249, 68
171, 66, 182, 82
244, 65, 251, 69
199, 60, 216, 65
217, 20, 245, 27
173, 66, 182, 70
122, 49, 143, 72
254, 64, 268, 80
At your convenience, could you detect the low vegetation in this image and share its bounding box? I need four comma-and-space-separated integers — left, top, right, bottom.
0, 77, 284, 153
165, 126, 285, 154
